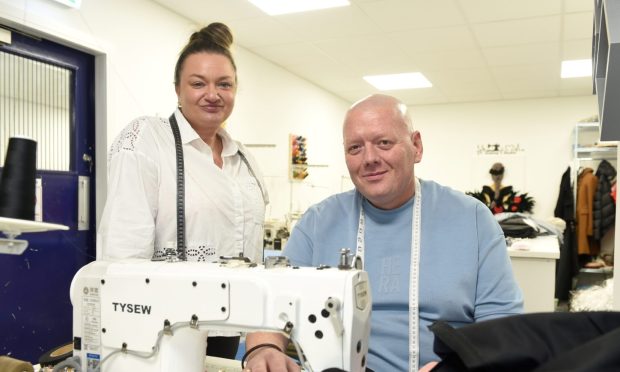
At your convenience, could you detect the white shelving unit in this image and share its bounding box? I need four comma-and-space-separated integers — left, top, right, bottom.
572, 122, 617, 286
574, 122, 617, 160
572, 122, 617, 200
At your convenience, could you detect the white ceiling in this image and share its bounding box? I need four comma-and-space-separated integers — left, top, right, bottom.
152, 0, 595, 106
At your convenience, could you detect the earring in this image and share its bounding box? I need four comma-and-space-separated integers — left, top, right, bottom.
177, 102, 182, 109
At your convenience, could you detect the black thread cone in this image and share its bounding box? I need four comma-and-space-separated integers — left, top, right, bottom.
0, 137, 37, 220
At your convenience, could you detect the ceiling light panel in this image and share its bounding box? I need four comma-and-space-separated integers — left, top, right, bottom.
561, 59, 592, 78
247, 0, 349, 15
363, 72, 432, 90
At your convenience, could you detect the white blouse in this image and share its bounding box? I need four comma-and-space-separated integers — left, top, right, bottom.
98, 109, 268, 263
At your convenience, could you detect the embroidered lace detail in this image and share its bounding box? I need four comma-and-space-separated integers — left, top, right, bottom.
108, 116, 168, 162
152, 243, 216, 262
152, 249, 165, 260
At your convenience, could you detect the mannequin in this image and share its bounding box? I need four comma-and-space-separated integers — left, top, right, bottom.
467, 162, 534, 214
481, 163, 514, 214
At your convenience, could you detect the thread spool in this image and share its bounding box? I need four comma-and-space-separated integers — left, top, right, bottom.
0, 136, 37, 220
0, 356, 34, 372
38, 342, 73, 367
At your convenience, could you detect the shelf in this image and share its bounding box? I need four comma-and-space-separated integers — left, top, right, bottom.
576, 122, 600, 129
0, 216, 69, 255
579, 266, 613, 274
573, 122, 617, 160
575, 147, 617, 160
575, 146, 617, 153
0, 216, 69, 236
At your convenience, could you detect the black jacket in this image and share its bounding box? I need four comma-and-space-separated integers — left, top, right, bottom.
553, 167, 578, 301
593, 159, 616, 240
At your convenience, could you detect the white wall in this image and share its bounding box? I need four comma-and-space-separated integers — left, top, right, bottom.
226, 47, 350, 220
0, 0, 606, 234
0, 0, 349, 226
412, 96, 599, 218
3, 0, 618, 309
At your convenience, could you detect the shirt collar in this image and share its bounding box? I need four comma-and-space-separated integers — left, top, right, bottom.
218, 126, 239, 157
173, 109, 239, 156
173, 109, 200, 144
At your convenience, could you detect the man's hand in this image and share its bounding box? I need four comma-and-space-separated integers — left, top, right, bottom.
419, 361, 439, 372
244, 332, 300, 372
244, 347, 300, 372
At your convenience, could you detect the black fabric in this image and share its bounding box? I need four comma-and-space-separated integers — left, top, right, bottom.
498, 216, 537, 238
553, 166, 578, 301
593, 159, 616, 240
532, 326, 620, 372
429, 312, 620, 372
206, 336, 240, 359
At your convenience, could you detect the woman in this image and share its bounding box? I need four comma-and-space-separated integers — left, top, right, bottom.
98, 22, 268, 358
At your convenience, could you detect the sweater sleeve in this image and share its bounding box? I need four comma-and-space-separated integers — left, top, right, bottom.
473, 203, 524, 320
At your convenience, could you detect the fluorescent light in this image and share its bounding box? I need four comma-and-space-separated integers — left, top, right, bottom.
561, 59, 592, 78
363, 72, 432, 90
49, 0, 81, 8
248, 0, 350, 15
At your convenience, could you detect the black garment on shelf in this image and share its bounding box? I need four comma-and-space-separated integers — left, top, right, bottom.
498, 215, 538, 239
553, 166, 578, 301
429, 311, 620, 372
593, 159, 616, 240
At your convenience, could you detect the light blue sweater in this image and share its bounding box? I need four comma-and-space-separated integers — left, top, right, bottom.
284, 179, 523, 371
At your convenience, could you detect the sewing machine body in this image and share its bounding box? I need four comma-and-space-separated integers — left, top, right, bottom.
70, 259, 371, 371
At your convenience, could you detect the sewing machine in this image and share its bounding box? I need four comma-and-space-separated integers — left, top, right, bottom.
70, 258, 371, 372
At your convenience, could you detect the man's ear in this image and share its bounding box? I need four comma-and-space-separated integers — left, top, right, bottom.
412, 131, 423, 163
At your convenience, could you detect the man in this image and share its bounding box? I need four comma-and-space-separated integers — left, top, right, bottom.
245, 94, 523, 371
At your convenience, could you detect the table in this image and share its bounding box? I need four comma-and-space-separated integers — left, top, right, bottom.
507, 235, 560, 313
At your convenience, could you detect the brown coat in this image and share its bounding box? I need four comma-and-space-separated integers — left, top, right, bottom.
576, 168, 599, 255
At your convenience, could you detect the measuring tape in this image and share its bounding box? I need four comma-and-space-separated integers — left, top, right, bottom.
355, 177, 422, 371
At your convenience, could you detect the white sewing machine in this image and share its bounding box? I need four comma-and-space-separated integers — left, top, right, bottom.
70, 258, 371, 372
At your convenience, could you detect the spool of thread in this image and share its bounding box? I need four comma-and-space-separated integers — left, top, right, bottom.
38, 342, 73, 367
0, 356, 34, 372
0, 136, 37, 220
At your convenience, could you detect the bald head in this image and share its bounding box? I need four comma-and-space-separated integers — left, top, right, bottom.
344, 94, 413, 134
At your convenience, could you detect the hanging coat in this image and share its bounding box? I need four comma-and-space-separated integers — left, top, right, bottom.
576, 168, 599, 255
553, 166, 578, 301
593, 159, 617, 240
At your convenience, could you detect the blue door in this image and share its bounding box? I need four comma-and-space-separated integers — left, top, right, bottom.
0, 30, 96, 363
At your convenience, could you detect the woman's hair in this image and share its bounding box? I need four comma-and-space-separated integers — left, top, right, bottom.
174, 22, 237, 86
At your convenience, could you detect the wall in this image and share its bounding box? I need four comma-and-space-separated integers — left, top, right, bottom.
1, 0, 602, 224
226, 46, 350, 220
412, 95, 599, 219
1, 0, 617, 313
0, 0, 350, 229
